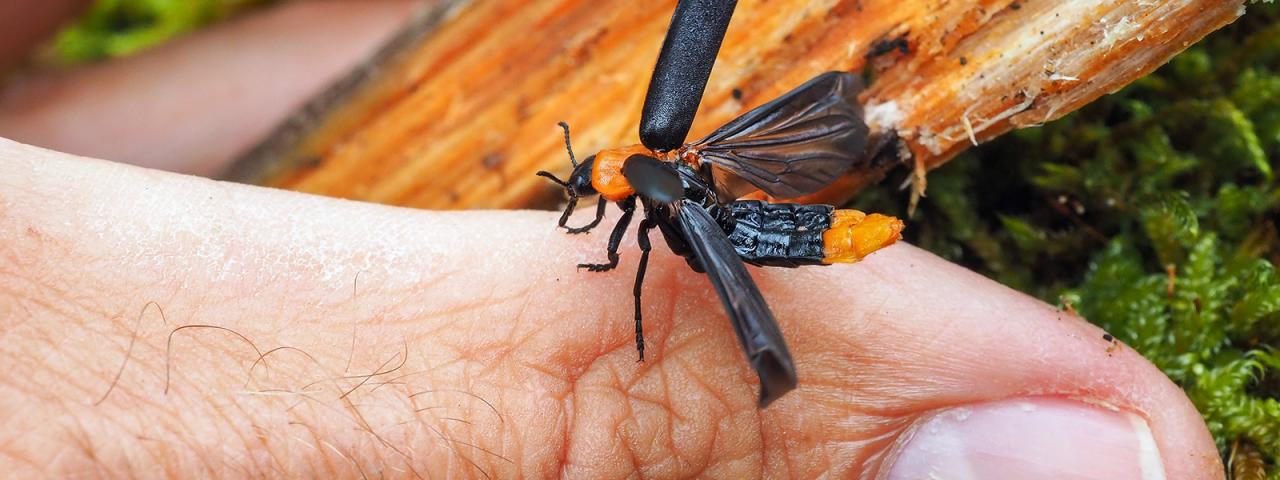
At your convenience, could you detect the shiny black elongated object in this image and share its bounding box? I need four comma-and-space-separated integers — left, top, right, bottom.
673, 198, 797, 406
640, 0, 738, 151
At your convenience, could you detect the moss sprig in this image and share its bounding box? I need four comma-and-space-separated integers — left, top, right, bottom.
52, 0, 274, 64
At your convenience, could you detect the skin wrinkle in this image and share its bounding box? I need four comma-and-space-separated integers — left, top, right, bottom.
0, 293, 37, 348
415, 415, 480, 478
678, 355, 734, 414
515, 358, 574, 395
245, 423, 278, 477
0, 437, 40, 471
290, 394, 385, 472
655, 362, 686, 474
823, 421, 887, 475
203, 402, 248, 476
414, 389, 483, 471
62, 419, 105, 477
428, 430, 490, 479
218, 428, 259, 479
339, 397, 422, 479
293, 431, 339, 477
857, 424, 911, 475
433, 387, 505, 467
496, 283, 536, 364
3, 279, 72, 338
335, 399, 399, 473
680, 368, 732, 478
554, 396, 574, 479
759, 411, 778, 479
619, 408, 644, 480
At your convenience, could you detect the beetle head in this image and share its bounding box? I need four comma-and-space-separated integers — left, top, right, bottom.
536, 122, 598, 199
563, 155, 597, 197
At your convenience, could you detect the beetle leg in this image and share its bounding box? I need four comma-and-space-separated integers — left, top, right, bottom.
633, 217, 655, 361
537, 170, 590, 233
578, 197, 635, 272
554, 195, 578, 229
565, 197, 607, 234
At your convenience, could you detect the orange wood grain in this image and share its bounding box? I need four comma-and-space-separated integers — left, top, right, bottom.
227, 0, 1244, 209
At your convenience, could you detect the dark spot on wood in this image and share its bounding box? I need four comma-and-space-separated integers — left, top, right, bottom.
483, 152, 508, 186
731, 88, 744, 101
866, 34, 910, 59
571, 27, 610, 64
482, 152, 505, 170
1010, 1, 1021, 9
783, 33, 794, 44
959, 56, 968, 66
516, 96, 532, 120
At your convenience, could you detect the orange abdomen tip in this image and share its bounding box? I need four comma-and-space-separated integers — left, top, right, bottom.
822, 210, 905, 263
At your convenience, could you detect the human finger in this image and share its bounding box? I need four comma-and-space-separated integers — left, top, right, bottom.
0, 138, 1220, 478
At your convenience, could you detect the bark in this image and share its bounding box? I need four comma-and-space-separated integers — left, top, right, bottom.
226, 0, 1245, 209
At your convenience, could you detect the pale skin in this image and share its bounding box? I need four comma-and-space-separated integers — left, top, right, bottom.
0, 1, 1223, 478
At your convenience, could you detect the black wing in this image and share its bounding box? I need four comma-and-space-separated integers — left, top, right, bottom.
639, 0, 738, 151
675, 199, 797, 408
692, 71, 869, 199
622, 154, 683, 203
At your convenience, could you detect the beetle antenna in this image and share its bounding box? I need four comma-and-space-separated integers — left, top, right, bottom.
558, 121, 578, 168
536, 170, 569, 187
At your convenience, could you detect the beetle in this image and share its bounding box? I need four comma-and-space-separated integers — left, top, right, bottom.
536, 0, 902, 408
537, 72, 901, 407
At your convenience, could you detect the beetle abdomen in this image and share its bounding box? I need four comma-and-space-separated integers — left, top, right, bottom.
719, 200, 902, 267
720, 200, 831, 267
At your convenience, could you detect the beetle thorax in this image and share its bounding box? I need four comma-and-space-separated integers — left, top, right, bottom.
591, 144, 653, 201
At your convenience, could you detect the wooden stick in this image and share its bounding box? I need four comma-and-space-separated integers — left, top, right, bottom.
226, 0, 1244, 209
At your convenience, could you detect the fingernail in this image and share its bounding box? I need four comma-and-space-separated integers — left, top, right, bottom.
885, 397, 1165, 480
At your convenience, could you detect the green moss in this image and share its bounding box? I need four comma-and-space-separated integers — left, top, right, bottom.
854, 2, 1280, 473
52, 0, 274, 64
